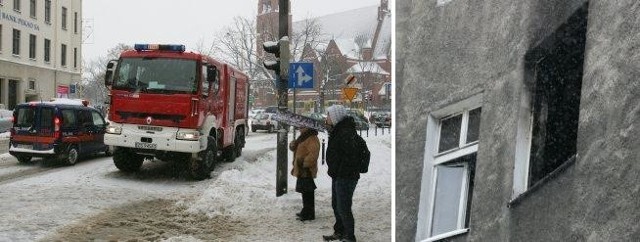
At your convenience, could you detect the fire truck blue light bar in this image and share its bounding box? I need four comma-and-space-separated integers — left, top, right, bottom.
134, 44, 185, 52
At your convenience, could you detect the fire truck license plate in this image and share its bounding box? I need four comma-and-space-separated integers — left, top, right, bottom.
135, 142, 157, 149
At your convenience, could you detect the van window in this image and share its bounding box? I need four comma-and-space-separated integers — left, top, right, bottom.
78, 110, 93, 127
91, 111, 105, 126
15, 108, 35, 128
40, 108, 54, 129
61, 109, 77, 128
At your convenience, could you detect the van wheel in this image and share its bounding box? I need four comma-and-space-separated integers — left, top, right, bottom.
114, 148, 143, 172
17, 156, 32, 164
190, 137, 216, 180
252, 127, 256, 132
64, 146, 79, 166
268, 125, 274, 133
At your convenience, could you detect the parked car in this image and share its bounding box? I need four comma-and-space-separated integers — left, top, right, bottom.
352, 116, 370, 131
264, 106, 278, 114
375, 112, 392, 127
304, 112, 326, 124
251, 113, 278, 133
0, 108, 13, 133
9, 99, 112, 165
249, 108, 265, 119
346, 108, 367, 124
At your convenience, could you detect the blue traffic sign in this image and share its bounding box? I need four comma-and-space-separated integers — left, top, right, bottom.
289, 62, 314, 89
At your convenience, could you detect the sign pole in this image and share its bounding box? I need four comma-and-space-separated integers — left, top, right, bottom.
276, 0, 290, 197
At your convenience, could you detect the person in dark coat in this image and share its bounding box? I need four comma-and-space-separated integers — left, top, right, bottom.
322, 105, 364, 242
289, 127, 320, 221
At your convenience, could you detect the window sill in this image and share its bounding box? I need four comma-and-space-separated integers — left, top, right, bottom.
421, 228, 469, 242
508, 155, 577, 208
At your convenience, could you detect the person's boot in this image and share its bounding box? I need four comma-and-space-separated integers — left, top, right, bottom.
298, 192, 315, 221
322, 233, 343, 241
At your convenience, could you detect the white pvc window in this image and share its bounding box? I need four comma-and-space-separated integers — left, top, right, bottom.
416, 93, 483, 242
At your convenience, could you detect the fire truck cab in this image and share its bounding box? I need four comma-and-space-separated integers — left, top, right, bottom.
104, 44, 249, 180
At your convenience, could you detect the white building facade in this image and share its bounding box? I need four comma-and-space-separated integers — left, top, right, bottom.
0, 0, 81, 110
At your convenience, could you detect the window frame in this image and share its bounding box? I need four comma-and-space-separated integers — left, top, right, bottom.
29, 0, 35, 18
28, 34, 36, 60
12, 28, 20, 56
416, 93, 483, 242
61, 44, 67, 67
13, 0, 20, 12
61, 6, 67, 30
44, 0, 51, 23
44, 38, 51, 62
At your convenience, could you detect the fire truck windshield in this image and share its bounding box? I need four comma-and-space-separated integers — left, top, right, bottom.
112, 58, 197, 94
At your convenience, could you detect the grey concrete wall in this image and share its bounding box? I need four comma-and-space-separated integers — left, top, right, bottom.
396, 0, 639, 241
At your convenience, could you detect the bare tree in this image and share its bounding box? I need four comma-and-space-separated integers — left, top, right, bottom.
81, 44, 131, 110
211, 16, 274, 87
290, 18, 325, 61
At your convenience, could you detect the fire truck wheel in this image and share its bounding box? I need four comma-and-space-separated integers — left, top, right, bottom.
104, 146, 114, 156
113, 148, 143, 172
17, 155, 32, 163
222, 145, 236, 163
235, 129, 244, 157
190, 137, 216, 180
64, 146, 80, 166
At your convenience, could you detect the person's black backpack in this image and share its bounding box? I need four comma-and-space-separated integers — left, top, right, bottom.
354, 135, 371, 173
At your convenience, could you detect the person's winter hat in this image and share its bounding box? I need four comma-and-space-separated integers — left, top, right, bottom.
326, 105, 348, 124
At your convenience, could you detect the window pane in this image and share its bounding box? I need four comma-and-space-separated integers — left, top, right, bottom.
40, 108, 53, 128
431, 164, 465, 236
438, 114, 462, 153
466, 108, 481, 143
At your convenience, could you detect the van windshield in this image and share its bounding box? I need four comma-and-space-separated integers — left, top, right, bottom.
112, 57, 197, 94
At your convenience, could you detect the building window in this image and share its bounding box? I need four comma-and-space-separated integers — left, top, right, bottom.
73, 47, 77, 68
12, 29, 20, 56
416, 94, 482, 242
13, 0, 20, 11
28, 80, 35, 90
0, 25, 3, 52
62, 7, 67, 30
74, 12, 78, 34
28, 34, 36, 59
44, 38, 51, 62
61, 44, 67, 66
44, 0, 51, 23
511, 2, 588, 202
29, 0, 35, 18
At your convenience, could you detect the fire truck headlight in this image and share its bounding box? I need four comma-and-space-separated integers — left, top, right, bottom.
177, 131, 200, 141
106, 126, 122, 135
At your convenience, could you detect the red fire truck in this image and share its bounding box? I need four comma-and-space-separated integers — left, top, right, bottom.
103, 44, 249, 180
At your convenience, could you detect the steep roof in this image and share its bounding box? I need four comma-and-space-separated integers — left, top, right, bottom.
292, 5, 391, 60
346, 61, 390, 75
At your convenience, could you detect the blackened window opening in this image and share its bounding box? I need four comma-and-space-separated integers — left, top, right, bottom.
527, 2, 588, 187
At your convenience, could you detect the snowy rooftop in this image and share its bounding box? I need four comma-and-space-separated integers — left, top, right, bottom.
293, 5, 391, 60
347, 61, 390, 75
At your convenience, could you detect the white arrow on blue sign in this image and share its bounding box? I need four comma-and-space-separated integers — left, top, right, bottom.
288, 62, 314, 89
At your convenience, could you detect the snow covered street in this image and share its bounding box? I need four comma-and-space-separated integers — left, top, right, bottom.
0, 130, 391, 241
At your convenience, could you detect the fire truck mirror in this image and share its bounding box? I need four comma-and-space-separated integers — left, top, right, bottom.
105, 60, 119, 86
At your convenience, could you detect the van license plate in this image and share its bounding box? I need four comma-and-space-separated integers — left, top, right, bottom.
16, 144, 33, 149
135, 142, 157, 149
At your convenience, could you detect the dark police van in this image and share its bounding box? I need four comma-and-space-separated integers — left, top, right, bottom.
9, 99, 111, 165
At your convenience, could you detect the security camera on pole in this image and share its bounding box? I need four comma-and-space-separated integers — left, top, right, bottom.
262, 0, 290, 197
